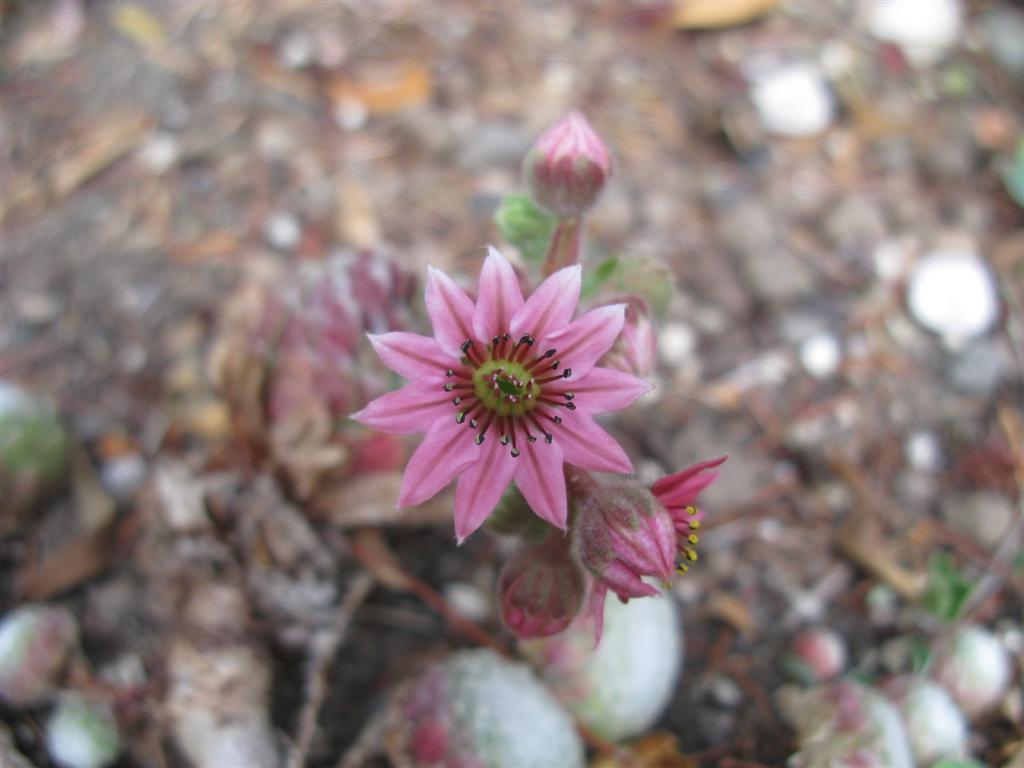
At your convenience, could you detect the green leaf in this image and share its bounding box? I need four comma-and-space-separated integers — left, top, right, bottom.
1013, 550, 1024, 578
580, 256, 621, 300
932, 760, 987, 768
581, 255, 675, 316
921, 553, 973, 622
907, 636, 931, 673
495, 194, 556, 262
1002, 137, 1024, 209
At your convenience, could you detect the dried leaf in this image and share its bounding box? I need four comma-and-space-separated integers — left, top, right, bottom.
113, 3, 166, 49
350, 529, 411, 591
672, 0, 780, 29
706, 591, 757, 635
837, 509, 928, 600
71, 446, 116, 532
49, 113, 152, 198
328, 61, 432, 116
336, 179, 381, 249
314, 472, 453, 529
591, 732, 696, 768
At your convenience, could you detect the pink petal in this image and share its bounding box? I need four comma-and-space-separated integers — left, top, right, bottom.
585, 582, 608, 647
600, 560, 661, 599
368, 332, 450, 380
542, 303, 625, 379
351, 381, 452, 435
425, 266, 477, 359
514, 439, 568, 530
547, 366, 651, 414
650, 455, 728, 504
555, 412, 633, 474
509, 264, 581, 341
398, 416, 480, 508
472, 246, 524, 343
453, 437, 518, 543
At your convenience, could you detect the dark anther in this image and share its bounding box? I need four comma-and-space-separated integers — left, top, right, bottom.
553, 416, 562, 424
565, 402, 576, 411
551, 360, 559, 370
564, 392, 574, 400
455, 412, 466, 424
544, 433, 553, 444
492, 336, 500, 346
544, 349, 556, 358
461, 340, 473, 354
470, 419, 479, 429
562, 368, 572, 378
502, 334, 510, 341
475, 434, 485, 445
527, 435, 537, 443
445, 369, 455, 377
500, 435, 510, 445
510, 448, 520, 458
452, 397, 462, 405
443, 383, 454, 392
519, 335, 534, 345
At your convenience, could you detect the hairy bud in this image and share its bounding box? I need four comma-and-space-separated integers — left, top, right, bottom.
525, 112, 612, 217
499, 535, 585, 638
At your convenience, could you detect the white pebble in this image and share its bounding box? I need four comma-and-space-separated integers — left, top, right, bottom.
906, 250, 999, 348
904, 431, 941, 472
101, 454, 147, 503
751, 63, 835, 138
263, 212, 302, 250
800, 332, 842, 379
138, 133, 179, 174
444, 582, 491, 623
865, 0, 962, 65
657, 322, 697, 368
278, 31, 314, 70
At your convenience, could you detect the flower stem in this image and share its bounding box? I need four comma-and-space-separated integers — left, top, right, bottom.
542, 216, 582, 277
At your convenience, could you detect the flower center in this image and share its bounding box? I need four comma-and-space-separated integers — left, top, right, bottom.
442, 334, 578, 457
472, 359, 540, 416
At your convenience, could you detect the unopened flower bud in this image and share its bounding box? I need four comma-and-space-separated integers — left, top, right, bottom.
600, 297, 657, 378
785, 627, 847, 684
883, 676, 967, 766
45, 693, 121, 768
932, 624, 1011, 718
525, 112, 612, 217
523, 586, 681, 741
574, 475, 676, 600
778, 681, 914, 768
389, 650, 584, 768
499, 535, 585, 638
0, 604, 77, 706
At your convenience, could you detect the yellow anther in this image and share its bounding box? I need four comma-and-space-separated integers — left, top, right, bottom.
676, 563, 689, 575
686, 549, 698, 562
689, 520, 701, 530
685, 505, 697, 516
688, 534, 699, 545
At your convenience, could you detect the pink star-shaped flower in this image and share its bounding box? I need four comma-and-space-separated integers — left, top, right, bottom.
352, 246, 651, 542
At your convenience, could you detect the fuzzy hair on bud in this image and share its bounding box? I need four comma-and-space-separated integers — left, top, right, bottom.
499, 536, 586, 638
574, 476, 677, 600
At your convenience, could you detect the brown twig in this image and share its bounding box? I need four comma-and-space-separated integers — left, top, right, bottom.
287, 571, 375, 768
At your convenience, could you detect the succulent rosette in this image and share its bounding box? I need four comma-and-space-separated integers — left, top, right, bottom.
353, 246, 650, 541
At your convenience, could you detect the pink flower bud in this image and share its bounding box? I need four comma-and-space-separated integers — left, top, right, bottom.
600, 297, 657, 378
0, 604, 78, 706
785, 627, 848, 684
391, 650, 584, 768
573, 474, 676, 600
525, 112, 612, 217
499, 536, 585, 639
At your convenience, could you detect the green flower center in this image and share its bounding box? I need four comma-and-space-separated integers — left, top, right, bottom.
473, 359, 540, 416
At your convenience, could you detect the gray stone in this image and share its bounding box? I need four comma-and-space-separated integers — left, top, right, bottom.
939, 492, 1016, 549
948, 341, 1006, 396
